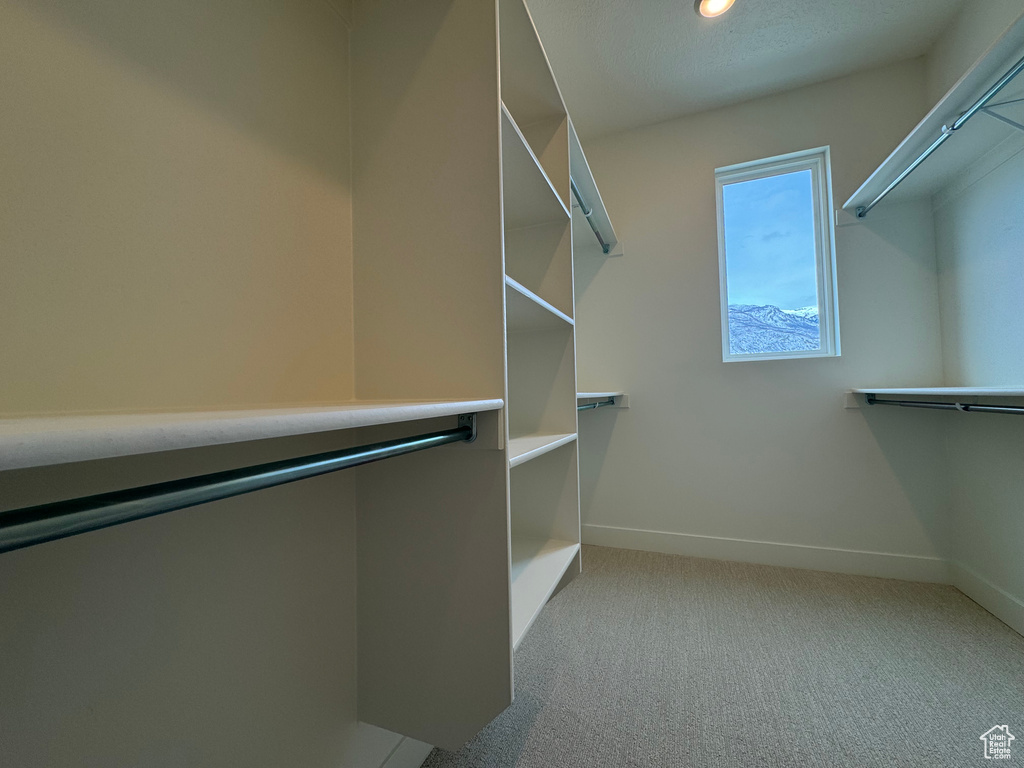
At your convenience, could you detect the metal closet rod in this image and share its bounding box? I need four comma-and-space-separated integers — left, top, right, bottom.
856, 51, 1024, 218
578, 397, 616, 411
570, 176, 611, 254
0, 414, 478, 555
866, 395, 1024, 416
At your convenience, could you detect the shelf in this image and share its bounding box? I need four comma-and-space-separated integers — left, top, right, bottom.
569, 118, 619, 255
501, 105, 570, 230
508, 433, 576, 468
510, 536, 580, 648
851, 387, 1024, 396
0, 399, 505, 471
844, 14, 1024, 213
505, 276, 574, 331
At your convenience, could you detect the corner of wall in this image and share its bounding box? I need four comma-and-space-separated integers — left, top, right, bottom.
323, 0, 355, 28
951, 560, 1024, 637
924, 0, 1024, 105
346, 723, 433, 768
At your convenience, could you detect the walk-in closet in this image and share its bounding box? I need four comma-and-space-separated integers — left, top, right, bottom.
1, 1, 1022, 766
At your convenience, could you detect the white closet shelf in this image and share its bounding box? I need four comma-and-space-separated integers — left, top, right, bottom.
0, 399, 505, 472
844, 14, 1024, 213
851, 387, 1024, 396
569, 119, 619, 254
501, 104, 570, 229
510, 536, 580, 649
506, 276, 574, 331
508, 433, 576, 468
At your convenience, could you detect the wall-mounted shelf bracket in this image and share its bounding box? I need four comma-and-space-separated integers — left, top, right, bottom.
980, 106, 1024, 133
458, 412, 478, 442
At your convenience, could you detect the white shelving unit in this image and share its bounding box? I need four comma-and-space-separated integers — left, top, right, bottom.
844, 14, 1024, 215
841, 18, 1024, 416
0, 0, 617, 755
500, 0, 582, 655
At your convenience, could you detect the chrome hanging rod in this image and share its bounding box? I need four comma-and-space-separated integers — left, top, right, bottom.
0, 414, 477, 555
570, 176, 611, 254
865, 395, 1024, 416
577, 397, 616, 411
856, 51, 1024, 218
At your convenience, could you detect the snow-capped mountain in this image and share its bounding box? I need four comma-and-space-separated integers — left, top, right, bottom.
728, 304, 820, 354
781, 306, 819, 320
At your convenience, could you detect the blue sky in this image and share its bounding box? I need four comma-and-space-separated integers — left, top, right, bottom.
722, 169, 818, 310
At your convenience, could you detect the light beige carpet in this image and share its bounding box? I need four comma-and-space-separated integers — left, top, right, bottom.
424, 545, 1024, 767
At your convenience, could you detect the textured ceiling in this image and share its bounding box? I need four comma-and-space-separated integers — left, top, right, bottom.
525, 0, 965, 139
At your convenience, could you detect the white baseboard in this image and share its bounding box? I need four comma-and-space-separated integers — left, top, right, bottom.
950, 561, 1024, 637
382, 737, 433, 768
348, 723, 433, 768
582, 523, 950, 583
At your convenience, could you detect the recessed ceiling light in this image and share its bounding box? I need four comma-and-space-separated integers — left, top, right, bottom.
695, 0, 736, 17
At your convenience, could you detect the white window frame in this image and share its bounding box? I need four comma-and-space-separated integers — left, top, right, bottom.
715, 146, 840, 363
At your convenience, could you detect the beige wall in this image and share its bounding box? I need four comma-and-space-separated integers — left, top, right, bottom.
575, 59, 954, 578
0, 1, 381, 764
924, 2, 1024, 633
946, 415, 1024, 634
926, 0, 1024, 105
934, 128, 1024, 632
0, 433, 361, 767
0, 0, 354, 416
935, 141, 1024, 385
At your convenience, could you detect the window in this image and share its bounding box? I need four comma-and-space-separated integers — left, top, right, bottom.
715, 147, 839, 362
